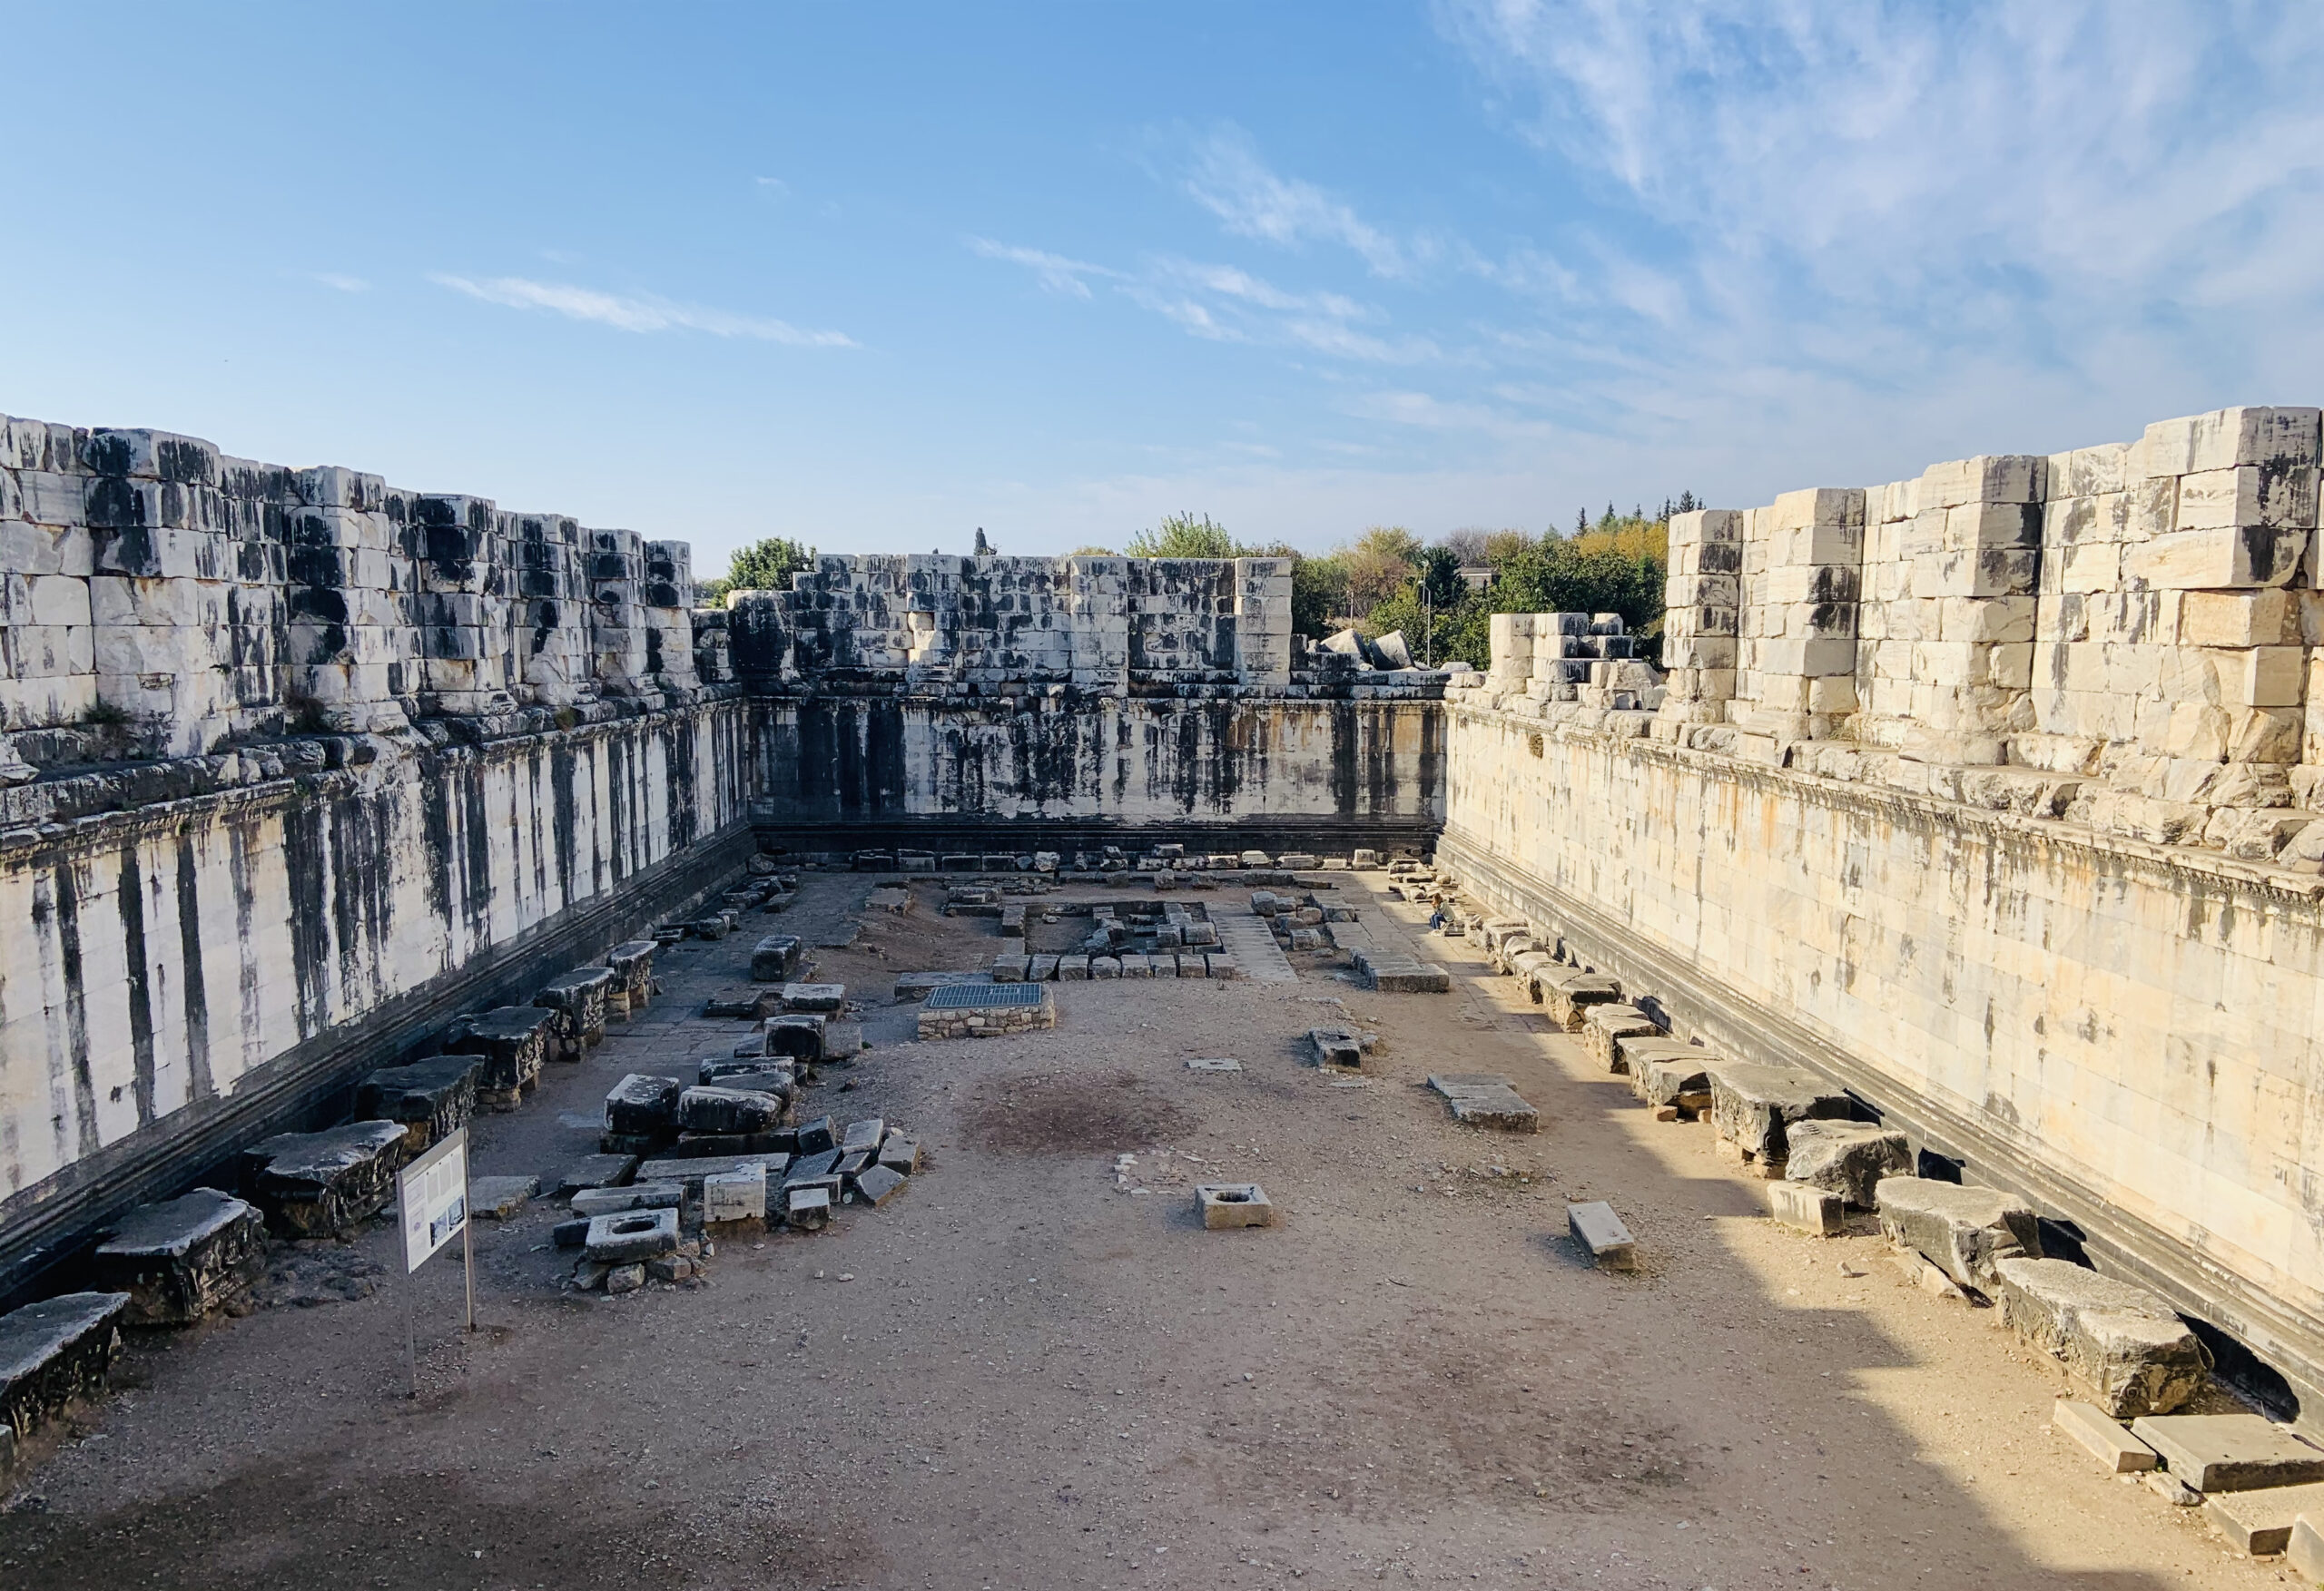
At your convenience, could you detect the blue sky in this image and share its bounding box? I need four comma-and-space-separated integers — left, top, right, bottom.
4, 3, 2320, 575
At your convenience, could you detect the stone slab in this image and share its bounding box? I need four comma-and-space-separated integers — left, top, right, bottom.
569, 1182, 682, 1219
782, 982, 847, 1012
678, 1085, 785, 1135
2205, 1480, 2324, 1555
852, 1164, 908, 1206
1567, 1201, 1637, 1270
765, 1012, 828, 1061
89, 1188, 266, 1325
1876, 1177, 2042, 1291
634, 1154, 790, 1195
1767, 1179, 1844, 1237
1626, 1041, 1715, 1107
1426, 1074, 1541, 1133
878, 1135, 921, 1174
1197, 1183, 1275, 1229
751, 934, 804, 982
2130, 1413, 2324, 1493
1994, 1257, 2210, 1417
465, 1175, 536, 1220
2290, 1517, 2324, 1583
2054, 1399, 2161, 1473
841, 1117, 886, 1156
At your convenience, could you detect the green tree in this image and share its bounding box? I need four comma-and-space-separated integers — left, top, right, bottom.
700, 535, 817, 603
1128, 512, 1241, 559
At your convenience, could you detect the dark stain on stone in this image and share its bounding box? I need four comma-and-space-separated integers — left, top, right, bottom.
280, 800, 331, 1040
51, 861, 99, 1154
173, 832, 214, 1101
117, 845, 158, 1128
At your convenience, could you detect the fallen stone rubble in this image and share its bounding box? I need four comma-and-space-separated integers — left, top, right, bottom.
1418, 862, 2234, 1433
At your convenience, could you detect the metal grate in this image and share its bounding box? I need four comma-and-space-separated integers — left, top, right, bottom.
924, 981, 1049, 1010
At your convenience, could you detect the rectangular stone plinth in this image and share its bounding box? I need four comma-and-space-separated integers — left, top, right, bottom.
765, 1012, 828, 1061
89, 1188, 267, 1325
752, 934, 803, 982
605, 1073, 683, 1135
446, 1004, 557, 1102
917, 981, 1057, 1040
2204, 1480, 2324, 1554
534, 967, 616, 1059
1767, 1180, 1845, 1237
606, 938, 658, 1014
1994, 1258, 2210, 1417
355, 1055, 481, 1154
242, 1120, 409, 1237
1, 1292, 131, 1440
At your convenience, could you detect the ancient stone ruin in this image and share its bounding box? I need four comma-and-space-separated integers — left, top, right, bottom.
5, 403, 2324, 1548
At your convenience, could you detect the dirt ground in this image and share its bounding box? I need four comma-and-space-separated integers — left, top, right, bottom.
0, 869, 2303, 1590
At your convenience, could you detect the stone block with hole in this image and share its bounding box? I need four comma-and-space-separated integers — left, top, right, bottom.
1197, 1183, 1274, 1229
584, 1206, 680, 1263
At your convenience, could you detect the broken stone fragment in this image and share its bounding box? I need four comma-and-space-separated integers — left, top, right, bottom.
605, 1073, 684, 1135
1706, 1063, 1852, 1171
88, 1189, 266, 1325
0, 1292, 132, 1439
605, 1262, 646, 1294
1876, 1176, 2042, 1291
1309, 1027, 1369, 1068
1993, 1257, 2211, 1417
790, 1148, 842, 1182
877, 1135, 921, 1174
841, 1118, 885, 1156
585, 1207, 680, 1264
785, 1184, 833, 1230
1766, 1180, 1845, 1237
1781, 1120, 1911, 1208
703, 987, 782, 1020
678, 1085, 786, 1136
241, 1120, 409, 1238
353, 1056, 481, 1155
794, 1115, 837, 1155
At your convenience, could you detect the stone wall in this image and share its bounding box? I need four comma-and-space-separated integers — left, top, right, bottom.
1441, 403, 2324, 1418
0, 413, 754, 1299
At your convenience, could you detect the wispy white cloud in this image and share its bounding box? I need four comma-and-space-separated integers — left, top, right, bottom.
314, 272, 369, 293
429, 273, 855, 347
754, 175, 790, 195
1181, 127, 1421, 278
967, 237, 1118, 299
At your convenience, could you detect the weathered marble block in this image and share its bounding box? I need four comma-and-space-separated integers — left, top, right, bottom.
606, 938, 658, 1015
354, 1054, 481, 1154
1782, 1120, 1911, 1208
1994, 1257, 2210, 1417
605, 1073, 683, 1135
751, 934, 803, 982
1707, 1062, 1853, 1171
446, 1005, 557, 1104
534, 967, 616, 1059
765, 1011, 829, 1060
1582, 1004, 1663, 1072
0, 1292, 131, 1439
88, 1188, 266, 1325
677, 1085, 785, 1135
1876, 1176, 2042, 1291
241, 1120, 409, 1237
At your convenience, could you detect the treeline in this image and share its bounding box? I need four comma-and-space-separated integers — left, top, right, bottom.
706, 499, 1685, 672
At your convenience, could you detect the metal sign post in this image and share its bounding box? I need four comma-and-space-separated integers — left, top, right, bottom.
395, 1127, 473, 1399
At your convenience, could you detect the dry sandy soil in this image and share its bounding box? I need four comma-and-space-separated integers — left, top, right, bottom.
0, 869, 2303, 1590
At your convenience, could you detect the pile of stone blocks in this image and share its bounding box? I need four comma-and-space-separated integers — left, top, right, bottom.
87, 1188, 267, 1325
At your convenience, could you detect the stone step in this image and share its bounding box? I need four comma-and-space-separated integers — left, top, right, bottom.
2130, 1412, 2324, 1493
